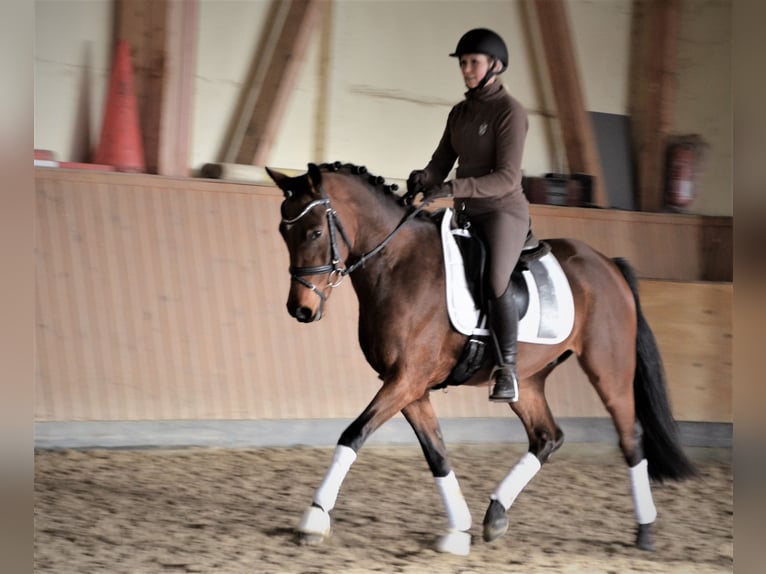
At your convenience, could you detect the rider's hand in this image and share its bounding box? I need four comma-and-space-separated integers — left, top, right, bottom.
407, 169, 428, 196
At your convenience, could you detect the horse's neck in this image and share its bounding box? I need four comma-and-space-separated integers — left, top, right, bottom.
326, 176, 417, 305
329, 176, 406, 257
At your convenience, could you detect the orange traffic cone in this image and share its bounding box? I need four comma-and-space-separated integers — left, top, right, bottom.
93, 39, 145, 173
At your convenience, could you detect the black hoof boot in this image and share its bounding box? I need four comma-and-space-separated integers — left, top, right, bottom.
482, 499, 509, 542
489, 367, 518, 402
636, 523, 655, 551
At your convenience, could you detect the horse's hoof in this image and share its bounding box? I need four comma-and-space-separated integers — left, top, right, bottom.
636, 522, 655, 552
298, 505, 331, 545
435, 529, 471, 556
299, 532, 327, 546
482, 499, 509, 543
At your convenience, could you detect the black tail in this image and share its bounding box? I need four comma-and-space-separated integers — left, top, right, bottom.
613, 258, 697, 482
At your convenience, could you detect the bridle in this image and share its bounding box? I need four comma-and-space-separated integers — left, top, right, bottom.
282, 193, 351, 309
281, 180, 437, 311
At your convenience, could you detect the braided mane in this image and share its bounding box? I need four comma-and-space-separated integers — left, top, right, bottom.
318, 161, 401, 199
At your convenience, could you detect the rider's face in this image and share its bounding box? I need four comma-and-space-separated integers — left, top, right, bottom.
459, 54, 498, 89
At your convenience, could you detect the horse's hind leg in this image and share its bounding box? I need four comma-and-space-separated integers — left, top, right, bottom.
401, 394, 472, 556
577, 331, 657, 551
483, 369, 563, 543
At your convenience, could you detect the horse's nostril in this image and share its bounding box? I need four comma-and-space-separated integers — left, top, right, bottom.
295, 307, 313, 323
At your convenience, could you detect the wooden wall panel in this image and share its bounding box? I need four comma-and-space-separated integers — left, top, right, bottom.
34, 169, 731, 423
639, 280, 732, 422
36, 169, 377, 421
528, 204, 732, 281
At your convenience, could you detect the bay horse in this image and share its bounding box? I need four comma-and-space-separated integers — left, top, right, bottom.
267, 161, 696, 556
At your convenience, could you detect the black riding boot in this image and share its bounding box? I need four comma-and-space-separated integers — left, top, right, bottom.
489, 282, 519, 402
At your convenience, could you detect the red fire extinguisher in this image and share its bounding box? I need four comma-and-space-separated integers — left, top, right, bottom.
664, 135, 708, 211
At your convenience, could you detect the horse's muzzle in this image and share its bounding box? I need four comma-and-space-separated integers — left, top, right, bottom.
291, 305, 321, 323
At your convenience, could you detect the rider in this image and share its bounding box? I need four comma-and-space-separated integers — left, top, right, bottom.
407, 28, 530, 403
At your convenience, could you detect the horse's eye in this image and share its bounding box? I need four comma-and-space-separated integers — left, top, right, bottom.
310, 229, 323, 240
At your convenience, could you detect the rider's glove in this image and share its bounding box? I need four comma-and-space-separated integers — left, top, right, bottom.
406, 169, 428, 196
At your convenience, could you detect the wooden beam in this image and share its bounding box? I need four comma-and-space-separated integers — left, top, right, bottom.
223, 0, 324, 166
532, 0, 608, 207
115, 0, 198, 176
634, 0, 680, 212
159, 0, 198, 177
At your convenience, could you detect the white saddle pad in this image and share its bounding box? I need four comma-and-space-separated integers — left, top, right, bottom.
440, 208, 575, 345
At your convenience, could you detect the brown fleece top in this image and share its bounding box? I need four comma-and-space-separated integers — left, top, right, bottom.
421, 80, 529, 215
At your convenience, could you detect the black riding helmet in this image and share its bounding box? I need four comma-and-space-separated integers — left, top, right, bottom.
449, 28, 509, 73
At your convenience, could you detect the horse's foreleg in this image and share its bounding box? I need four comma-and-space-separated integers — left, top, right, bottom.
483, 374, 562, 543
298, 444, 356, 544
402, 395, 472, 556
297, 381, 421, 545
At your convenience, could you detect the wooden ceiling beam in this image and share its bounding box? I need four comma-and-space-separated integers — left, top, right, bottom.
633, 0, 680, 212
223, 0, 324, 166
532, 0, 608, 208
115, 0, 198, 176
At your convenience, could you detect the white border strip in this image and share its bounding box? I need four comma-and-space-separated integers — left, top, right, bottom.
34, 418, 731, 450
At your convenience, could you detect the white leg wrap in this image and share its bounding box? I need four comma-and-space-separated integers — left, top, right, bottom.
435, 471, 472, 531
629, 459, 657, 524
435, 529, 472, 556
491, 452, 542, 510
299, 505, 331, 536
313, 445, 357, 512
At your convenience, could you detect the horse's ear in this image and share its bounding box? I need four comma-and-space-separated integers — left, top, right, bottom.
307, 163, 323, 189
265, 166, 293, 198
265, 166, 287, 186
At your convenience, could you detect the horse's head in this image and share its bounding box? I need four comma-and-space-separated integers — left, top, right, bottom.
267, 163, 348, 323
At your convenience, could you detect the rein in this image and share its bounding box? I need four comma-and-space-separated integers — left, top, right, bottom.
283, 182, 441, 303
343, 194, 435, 275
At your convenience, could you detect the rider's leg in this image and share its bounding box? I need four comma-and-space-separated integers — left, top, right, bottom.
489, 279, 519, 402
469, 208, 528, 403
